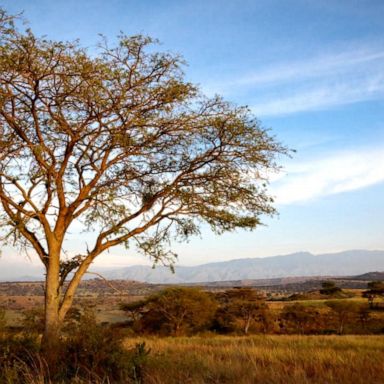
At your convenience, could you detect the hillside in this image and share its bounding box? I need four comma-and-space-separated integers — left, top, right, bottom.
345, 271, 384, 281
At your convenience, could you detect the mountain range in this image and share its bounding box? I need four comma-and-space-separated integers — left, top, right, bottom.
1, 250, 383, 283
103, 250, 384, 283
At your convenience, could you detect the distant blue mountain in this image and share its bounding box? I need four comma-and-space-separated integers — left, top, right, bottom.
105, 250, 384, 283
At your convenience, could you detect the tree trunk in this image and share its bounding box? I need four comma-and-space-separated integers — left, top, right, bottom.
244, 315, 251, 335
41, 245, 62, 366
369, 296, 374, 309
174, 320, 184, 336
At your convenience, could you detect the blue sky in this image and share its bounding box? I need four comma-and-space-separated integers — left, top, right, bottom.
2, 0, 384, 268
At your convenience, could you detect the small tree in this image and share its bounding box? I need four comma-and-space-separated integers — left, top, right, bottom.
325, 300, 359, 335
362, 281, 384, 309
135, 287, 217, 335
120, 299, 149, 324
0, 8, 287, 351
120, 299, 150, 333
320, 281, 342, 295
217, 287, 269, 334
357, 303, 371, 331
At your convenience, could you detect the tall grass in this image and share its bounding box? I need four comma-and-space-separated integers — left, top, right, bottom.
124, 335, 384, 384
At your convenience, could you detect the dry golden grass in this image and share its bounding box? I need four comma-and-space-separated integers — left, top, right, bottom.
124, 335, 384, 384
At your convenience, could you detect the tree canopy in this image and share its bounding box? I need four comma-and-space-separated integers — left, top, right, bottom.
362, 281, 384, 308
123, 287, 217, 335
215, 287, 269, 334
320, 281, 342, 295
0, 8, 287, 347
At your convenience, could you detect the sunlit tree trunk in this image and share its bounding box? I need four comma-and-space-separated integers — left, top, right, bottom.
244, 314, 251, 334
42, 242, 62, 356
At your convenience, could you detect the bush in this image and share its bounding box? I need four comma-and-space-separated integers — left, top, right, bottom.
0, 333, 42, 384
58, 308, 146, 382
0, 307, 151, 383
62, 329, 136, 382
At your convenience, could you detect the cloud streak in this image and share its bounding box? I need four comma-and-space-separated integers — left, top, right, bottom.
251, 74, 384, 116
206, 44, 384, 116
271, 146, 384, 204
226, 47, 384, 88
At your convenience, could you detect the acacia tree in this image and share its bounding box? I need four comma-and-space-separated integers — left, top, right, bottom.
0, 9, 287, 349
362, 281, 384, 308
126, 287, 217, 335
325, 300, 359, 335
320, 281, 342, 295
218, 287, 268, 334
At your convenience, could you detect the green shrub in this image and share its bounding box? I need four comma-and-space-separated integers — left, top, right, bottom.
59, 308, 150, 383
0, 307, 151, 383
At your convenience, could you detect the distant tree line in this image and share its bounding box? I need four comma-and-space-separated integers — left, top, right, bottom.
120, 283, 384, 336
1, 280, 383, 337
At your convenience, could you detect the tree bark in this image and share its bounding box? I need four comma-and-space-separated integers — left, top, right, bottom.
41, 242, 62, 361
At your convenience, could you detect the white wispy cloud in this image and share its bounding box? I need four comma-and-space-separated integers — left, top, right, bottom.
205, 44, 384, 116
252, 74, 384, 116
223, 47, 384, 88
271, 146, 384, 205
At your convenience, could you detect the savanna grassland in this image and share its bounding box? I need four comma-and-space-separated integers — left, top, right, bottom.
125, 335, 384, 384
1, 279, 384, 383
